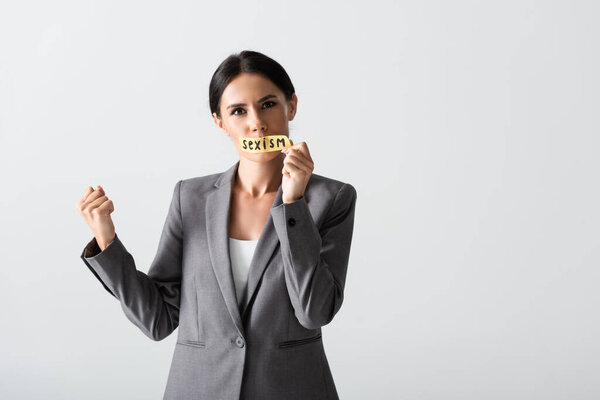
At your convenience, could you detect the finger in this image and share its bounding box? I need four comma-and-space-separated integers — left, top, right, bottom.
97, 199, 114, 215
285, 147, 313, 164
283, 161, 304, 177
294, 141, 312, 160
283, 155, 311, 175
81, 186, 100, 203
286, 161, 311, 174
284, 148, 314, 171
283, 151, 313, 172
81, 188, 105, 209
96, 185, 105, 197
78, 187, 95, 210
285, 141, 312, 162
85, 195, 109, 215
84, 185, 105, 201
80, 186, 94, 202
285, 138, 298, 151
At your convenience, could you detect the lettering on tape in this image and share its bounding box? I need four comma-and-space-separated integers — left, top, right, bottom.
239, 135, 291, 153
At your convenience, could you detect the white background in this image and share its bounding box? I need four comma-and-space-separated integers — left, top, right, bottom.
1, 1, 599, 399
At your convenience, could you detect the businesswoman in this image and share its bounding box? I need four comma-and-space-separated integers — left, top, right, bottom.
77, 50, 357, 400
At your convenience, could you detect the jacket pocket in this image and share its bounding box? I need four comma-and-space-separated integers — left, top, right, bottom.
278, 333, 322, 349
176, 339, 206, 348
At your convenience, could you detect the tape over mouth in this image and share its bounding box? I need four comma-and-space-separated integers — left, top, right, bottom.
239, 135, 291, 153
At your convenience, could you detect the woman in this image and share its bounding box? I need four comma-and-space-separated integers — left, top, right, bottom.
77, 50, 357, 400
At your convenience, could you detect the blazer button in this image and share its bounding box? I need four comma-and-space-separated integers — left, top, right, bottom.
235, 337, 245, 348
288, 217, 296, 226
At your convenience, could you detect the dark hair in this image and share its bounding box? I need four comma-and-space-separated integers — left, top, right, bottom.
209, 50, 295, 119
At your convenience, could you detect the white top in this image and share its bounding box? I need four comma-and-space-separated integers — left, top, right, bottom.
228, 237, 259, 308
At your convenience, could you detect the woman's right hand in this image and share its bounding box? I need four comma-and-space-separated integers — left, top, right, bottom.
77, 185, 116, 251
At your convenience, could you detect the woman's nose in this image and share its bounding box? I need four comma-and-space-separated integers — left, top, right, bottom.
248, 109, 267, 134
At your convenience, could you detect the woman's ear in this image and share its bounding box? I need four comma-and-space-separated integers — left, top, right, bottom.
213, 112, 229, 136
288, 93, 298, 121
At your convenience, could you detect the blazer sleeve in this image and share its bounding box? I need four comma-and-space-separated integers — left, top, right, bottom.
79, 180, 184, 341
270, 182, 357, 329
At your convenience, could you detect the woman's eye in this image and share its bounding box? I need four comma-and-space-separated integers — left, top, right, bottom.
231, 102, 275, 116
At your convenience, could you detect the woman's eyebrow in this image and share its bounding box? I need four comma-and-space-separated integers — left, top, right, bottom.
226, 94, 277, 110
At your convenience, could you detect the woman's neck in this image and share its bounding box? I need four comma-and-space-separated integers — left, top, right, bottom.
234, 155, 284, 198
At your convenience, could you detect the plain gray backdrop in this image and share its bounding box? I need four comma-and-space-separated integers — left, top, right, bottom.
1, 1, 599, 399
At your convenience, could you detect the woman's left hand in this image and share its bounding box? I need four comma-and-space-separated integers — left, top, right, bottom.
281, 139, 314, 204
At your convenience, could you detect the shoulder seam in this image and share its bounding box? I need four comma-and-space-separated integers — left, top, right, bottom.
323, 182, 347, 221
177, 179, 183, 232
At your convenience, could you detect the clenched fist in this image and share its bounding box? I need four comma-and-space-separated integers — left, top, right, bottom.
77, 185, 116, 251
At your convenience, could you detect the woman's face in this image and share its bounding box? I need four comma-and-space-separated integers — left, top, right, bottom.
213, 72, 297, 162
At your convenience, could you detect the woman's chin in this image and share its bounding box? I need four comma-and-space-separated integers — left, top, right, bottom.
240, 151, 282, 162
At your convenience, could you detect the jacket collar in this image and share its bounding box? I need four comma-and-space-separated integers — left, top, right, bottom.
205, 160, 283, 338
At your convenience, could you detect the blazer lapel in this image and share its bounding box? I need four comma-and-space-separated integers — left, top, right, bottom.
205, 160, 284, 336
240, 182, 283, 319
205, 161, 245, 337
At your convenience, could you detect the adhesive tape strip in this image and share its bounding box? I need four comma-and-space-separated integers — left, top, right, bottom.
239, 135, 291, 153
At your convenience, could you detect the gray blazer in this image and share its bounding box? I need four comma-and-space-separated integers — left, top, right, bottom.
80, 160, 357, 400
